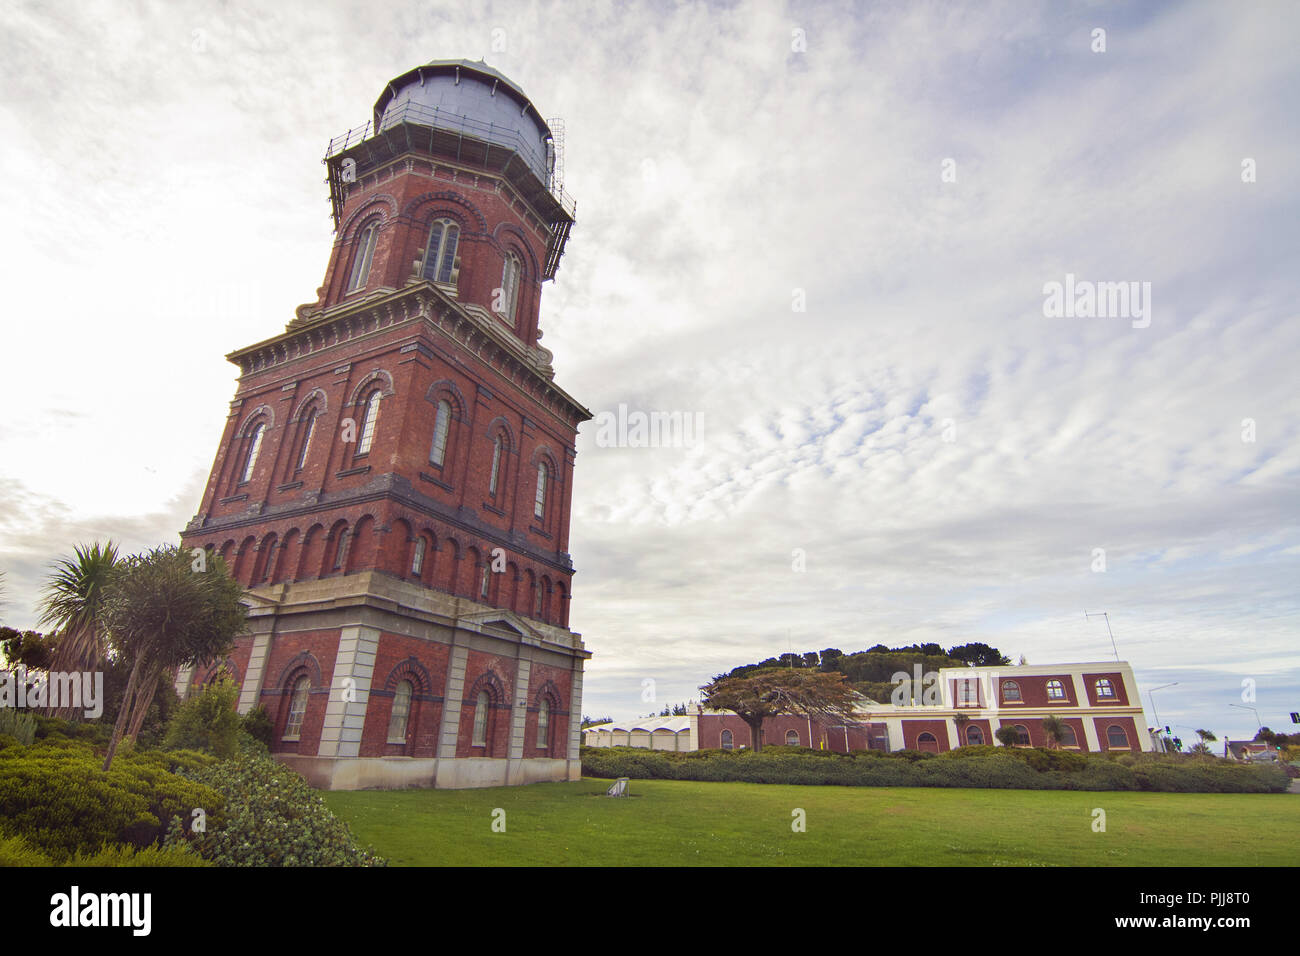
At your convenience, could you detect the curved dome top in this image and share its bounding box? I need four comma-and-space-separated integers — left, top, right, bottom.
372, 59, 555, 184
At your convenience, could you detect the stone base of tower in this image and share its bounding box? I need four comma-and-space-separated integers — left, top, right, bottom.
276, 754, 582, 791
176, 570, 589, 791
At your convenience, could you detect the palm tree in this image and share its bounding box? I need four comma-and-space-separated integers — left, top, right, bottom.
1041, 714, 1067, 750
36, 541, 120, 717
953, 712, 971, 747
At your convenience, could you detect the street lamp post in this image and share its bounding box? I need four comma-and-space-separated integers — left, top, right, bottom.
1229, 702, 1263, 735
1084, 611, 1121, 662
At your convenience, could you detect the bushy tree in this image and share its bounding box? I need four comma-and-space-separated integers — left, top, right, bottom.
995, 725, 1021, 748
700, 668, 861, 753
164, 677, 242, 757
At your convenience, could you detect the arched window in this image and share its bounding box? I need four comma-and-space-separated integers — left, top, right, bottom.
1046, 679, 1067, 700
240, 422, 266, 484
284, 676, 310, 740
785, 730, 800, 746
1014, 724, 1031, 746
472, 689, 490, 747
357, 391, 381, 456
536, 698, 550, 750
1001, 680, 1022, 703
966, 725, 985, 746
1107, 725, 1129, 749
1060, 724, 1079, 748
294, 406, 318, 473
411, 537, 426, 576
533, 581, 544, 617
422, 219, 459, 284
333, 527, 350, 571
498, 252, 521, 322
534, 461, 549, 520
347, 221, 379, 292
720, 729, 734, 750
917, 732, 939, 753
479, 563, 490, 600
430, 400, 451, 466
387, 680, 412, 743
1095, 678, 1116, 699
488, 435, 503, 496
260, 538, 278, 583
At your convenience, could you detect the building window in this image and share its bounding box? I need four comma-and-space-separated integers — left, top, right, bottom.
1014, 724, 1031, 746
1095, 678, 1116, 699
294, 406, 318, 472
480, 563, 490, 600
917, 732, 940, 753
958, 679, 977, 705
1001, 680, 1022, 703
472, 690, 490, 746
388, 681, 412, 743
785, 730, 800, 746
533, 581, 543, 617
260, 538, 278, 583
422, 219, 460, 284
283, 676, 310, 740
411, 537, 426, 576
1046, 679, 1067, 700
1106, 725, 1129, 749
240, 422, 266, 484
347, 221, 379, 292
488, 435, 502, 495
534, 462, 548, 520
1060, 724, 1079, 748
498, 252, 521, 322
720, 729, 733, 751
536, 699, 550, 750
356, 391, 381, 456
430, 400, 451, 466
966, 725, 985, 746
333, 528, 350, 571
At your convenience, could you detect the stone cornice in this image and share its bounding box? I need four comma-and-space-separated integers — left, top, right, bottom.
226, 283, 591, 430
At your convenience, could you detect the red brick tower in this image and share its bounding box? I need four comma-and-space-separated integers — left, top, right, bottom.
178, 60, 590, 790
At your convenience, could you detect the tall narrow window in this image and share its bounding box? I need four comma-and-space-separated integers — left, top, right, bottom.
422, 219, 459, 284
721, 729, 733, 750
387, 680, 412, 743
284, 676, 310, 740
430, 400, 451, 466
472, 690, 490, 746
333, 528, 350, 570
240, 423, 265, 484
498, 252, 521, 321
534, 462, 548, 520
533, 582, 543, 617
347, 222, 379, 292
357, 391, 381, 455
536, 699, 550, 749
261, 539, 278, 583
488, 436, 502, 495
411, 537, 426, 576
295, 407, 317, 472
479, 563, 490, 600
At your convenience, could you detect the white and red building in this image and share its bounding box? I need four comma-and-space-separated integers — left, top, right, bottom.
584, 661, 1157, 754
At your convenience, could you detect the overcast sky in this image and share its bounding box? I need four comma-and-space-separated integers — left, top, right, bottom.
2, 0, 1297, 743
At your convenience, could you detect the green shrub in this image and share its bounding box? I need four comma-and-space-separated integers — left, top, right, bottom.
165, 742, 385, 866
0, 709, 36, 747
0, 742, 223, 862
64, 843, 210, 867
163, 678, 241, 757
0, 831, 52, 866
242, 705, 274, 748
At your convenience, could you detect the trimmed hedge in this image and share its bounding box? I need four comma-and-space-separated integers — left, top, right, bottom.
580, 746, 1290, 793
0, 741, 223, 862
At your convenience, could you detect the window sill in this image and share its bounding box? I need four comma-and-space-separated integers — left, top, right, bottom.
482, 502, 505, 516
336, 465, 371, 478
529, 525, 552, 540
419, 471, 454, 492
219, 494, 249, 504
277, 481, 304, 492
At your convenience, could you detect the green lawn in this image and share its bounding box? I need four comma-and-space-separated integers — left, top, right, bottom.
322, 777, 1300, 866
